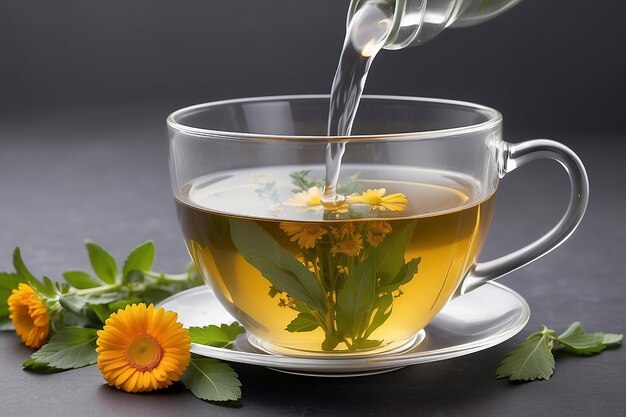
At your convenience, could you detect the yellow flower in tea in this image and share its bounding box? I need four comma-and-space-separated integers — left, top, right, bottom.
96, 303, 191, 393
279, 222, 327, 249
367, 221, 392, 247
331, 222, 356, 240
7, 283, 49, 348
331, 235, 364, 257
347, 188, 408, 212
287, 186, 323, 210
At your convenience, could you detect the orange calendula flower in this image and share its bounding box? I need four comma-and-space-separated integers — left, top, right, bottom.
347, 188, 408, 212
331, 235, 364, 257
96, 303, 190, 393
287, 186, 323, 210
279, 222, 327, 249
367, 221, 392, 247
8, 283, 50, 348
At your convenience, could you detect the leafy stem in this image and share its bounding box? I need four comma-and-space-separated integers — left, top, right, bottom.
497, 322, 623, 382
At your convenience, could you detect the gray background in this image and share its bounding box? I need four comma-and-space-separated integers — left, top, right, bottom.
1, 0, 625, 416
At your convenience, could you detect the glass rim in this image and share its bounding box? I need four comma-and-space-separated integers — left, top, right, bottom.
167, 94, 503, 143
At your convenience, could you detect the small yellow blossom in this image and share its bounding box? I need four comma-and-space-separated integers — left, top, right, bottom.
287, 186, 323, 210
336, 265, 349, 275
367, 221, 392, 247
96, 304, 190, 393
331, 222, 356, 240
279, 222, 327, 249
347, 188, 408, 212
8, 283, 49, 348
331, 235, 364, 257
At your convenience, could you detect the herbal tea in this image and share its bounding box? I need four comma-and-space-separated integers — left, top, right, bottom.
176, 165, 495, 354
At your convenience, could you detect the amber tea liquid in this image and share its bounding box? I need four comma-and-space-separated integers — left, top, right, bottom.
176, 165, 495, 354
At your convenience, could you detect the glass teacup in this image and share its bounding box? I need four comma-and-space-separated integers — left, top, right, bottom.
167, 95, 588, 356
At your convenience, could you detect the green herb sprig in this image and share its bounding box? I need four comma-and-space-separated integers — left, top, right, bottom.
0, 241, 245, 403
496, 322, 623, 381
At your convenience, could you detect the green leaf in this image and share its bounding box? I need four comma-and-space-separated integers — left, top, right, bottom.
62, 270, 101, 289
141, 287, 174, 305
189, 322, 246, 349
27, 327, 98, 370
289, 170, 321, 192
229, 219, 327, 314
123, 270, 144, 284
58, 294, 87, 315
496, 329, 556, 381
12, 248, 54, 297
556, 322, 608, 355
107, 298, 142, 311
369, 221, 417, 282
0, 272, 22, 316
181, 358, 241, 402
22, 358, 62, 373
379, 257, 421, 293
336, 257, 376, 337
364, 292, 394, 339
352, 338, 382, 350
90, 304, 113, 324
85, 241, 118, 284
285, 313, 320, 332
602, 333, 623, 346
122, 241, 155, 277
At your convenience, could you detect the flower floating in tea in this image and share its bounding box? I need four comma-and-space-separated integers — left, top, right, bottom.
287, 186, 324, 210
347, 188, 408, 212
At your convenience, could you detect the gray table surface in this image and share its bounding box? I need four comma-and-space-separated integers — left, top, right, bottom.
1, 106, 624, 417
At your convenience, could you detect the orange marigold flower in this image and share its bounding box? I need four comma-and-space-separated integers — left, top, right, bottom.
96, 303, 191, 393
8, 283, 49, 348
279, 222, 327, 249
331, 235, 364, 257
347, 188, 408, 212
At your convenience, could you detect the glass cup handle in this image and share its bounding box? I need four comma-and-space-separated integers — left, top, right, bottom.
457, 139, 590, 295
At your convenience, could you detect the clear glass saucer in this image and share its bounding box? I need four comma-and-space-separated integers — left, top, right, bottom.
158, 282, 530, 377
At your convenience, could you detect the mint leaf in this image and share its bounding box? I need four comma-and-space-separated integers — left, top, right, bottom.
27, 327, 98, 370
181, 358, 241, 402
122, 241, 155, 277
62, 270, 100, 289
85, 241, 118, 284
229, 219, 328, 314
189, 322, 245, 349
285, 313, 320, 332
556, 322, 606, 355
602, 333, 623, 346
496, 327, 556, 381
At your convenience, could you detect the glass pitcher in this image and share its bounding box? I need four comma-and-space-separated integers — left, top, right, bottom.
348, 0, 522, 49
